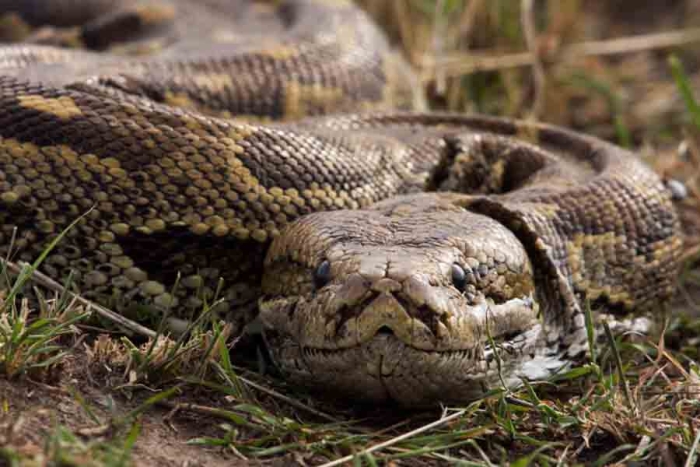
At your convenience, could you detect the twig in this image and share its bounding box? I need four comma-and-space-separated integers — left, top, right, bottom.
521, 0, 546, 118
420, 27, 700, 81
420, 51, 534, 80
1, 258, 156, 339
569, 28, 700, 57
159, 400, 237, 421
236, 373, 339, 423
76, 424, 112, 437
317, 408, 466, 467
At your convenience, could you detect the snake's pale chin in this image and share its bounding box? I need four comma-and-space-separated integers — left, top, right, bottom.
263, 325, 547, 405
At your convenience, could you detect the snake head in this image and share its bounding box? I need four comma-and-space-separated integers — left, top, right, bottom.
260, 193, 546, 406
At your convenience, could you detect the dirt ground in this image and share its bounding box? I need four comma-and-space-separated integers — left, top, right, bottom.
1, 374, 246, 467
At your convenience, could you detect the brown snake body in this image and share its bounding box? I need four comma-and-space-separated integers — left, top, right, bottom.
0, 0, 682, 405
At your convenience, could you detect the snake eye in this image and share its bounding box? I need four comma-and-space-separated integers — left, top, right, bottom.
313, 260, 332, 289
451, 263, 467, 291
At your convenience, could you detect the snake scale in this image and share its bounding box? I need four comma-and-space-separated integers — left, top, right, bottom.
0, 0, 683, 405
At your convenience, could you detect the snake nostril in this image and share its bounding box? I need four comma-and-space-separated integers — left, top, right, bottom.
416, 305, 438, 327
396, 295, 439, 328
394, 295, 413, 313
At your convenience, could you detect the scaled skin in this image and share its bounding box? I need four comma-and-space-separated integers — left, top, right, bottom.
260, 193, 545, 405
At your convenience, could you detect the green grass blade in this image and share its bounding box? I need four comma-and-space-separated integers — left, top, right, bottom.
669, 55, 700, 130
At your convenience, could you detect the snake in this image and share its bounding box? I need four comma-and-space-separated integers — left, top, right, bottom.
0, 0, 683, 406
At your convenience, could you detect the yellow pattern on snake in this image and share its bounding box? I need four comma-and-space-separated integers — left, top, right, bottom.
0, 0, 682, 405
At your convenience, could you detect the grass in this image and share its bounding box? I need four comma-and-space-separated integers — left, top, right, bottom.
1, 0, 700, 466
0, 293, 89, 378
0, 214, 92, 378
0, 423, 140, 467
670, 54, 700, 131
1, 255, 697, 464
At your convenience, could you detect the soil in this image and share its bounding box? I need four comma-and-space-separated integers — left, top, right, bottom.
0, 350, 249, 467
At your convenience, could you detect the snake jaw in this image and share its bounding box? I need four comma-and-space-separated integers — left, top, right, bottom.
261, 317, 545, 405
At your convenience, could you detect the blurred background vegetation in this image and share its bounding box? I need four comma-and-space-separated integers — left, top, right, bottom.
360, 0, 700, 141
360, 0, 700, 275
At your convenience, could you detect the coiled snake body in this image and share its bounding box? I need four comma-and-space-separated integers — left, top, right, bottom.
0, 0, 682, 405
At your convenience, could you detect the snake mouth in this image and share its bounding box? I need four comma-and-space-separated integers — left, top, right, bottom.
268, 324, 544, 405
261, 294, 545, 405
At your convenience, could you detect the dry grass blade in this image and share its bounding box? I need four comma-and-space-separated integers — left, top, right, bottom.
235, 373, 338, 423
0, 259, 156, 339
317, 409, 466, 467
